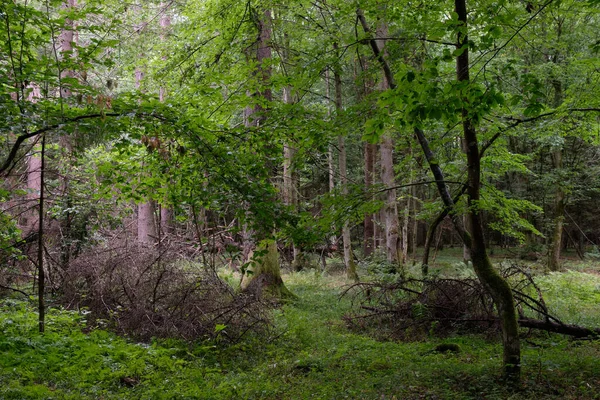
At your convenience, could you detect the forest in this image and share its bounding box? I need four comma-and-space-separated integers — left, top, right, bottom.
1, 0, 600, 398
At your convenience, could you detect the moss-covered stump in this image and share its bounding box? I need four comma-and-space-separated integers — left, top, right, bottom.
241, 240, 296, 300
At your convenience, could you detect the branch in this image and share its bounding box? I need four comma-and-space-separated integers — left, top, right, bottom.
519, 317, 600, 338
356, 8, 396, 90
374, 179, 466, 194
0, 112, 166, 175
0, 284, 30, 297
480, 108, 600, 158
474, 0, 554, 79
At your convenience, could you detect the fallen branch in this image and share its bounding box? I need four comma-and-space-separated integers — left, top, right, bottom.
519, 317, 600, 338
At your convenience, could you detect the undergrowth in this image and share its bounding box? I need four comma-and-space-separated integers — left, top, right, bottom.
1, 266, 600, 399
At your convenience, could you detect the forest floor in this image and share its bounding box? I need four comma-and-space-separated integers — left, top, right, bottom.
1, 253, 600, 399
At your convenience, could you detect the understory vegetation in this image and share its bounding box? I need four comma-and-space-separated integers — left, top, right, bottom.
1, 256, 600, 399
2, 0, 600, 395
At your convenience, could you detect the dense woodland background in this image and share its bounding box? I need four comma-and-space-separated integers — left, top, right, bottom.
1, 0, 600, 397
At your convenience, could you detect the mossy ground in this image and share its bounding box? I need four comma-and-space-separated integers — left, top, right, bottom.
1, 254, 600, 399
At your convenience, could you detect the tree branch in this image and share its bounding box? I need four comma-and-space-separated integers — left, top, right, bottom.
0, 112, 167, 175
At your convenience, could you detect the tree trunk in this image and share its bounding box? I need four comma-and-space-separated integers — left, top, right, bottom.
411, 183, 419, 262
26, 150, 42, 234
158, 1, 173, 236
138, 201, 157, 245
549, 151, 565, 272
240, 8, 291, 297
58, 0, 78, 99
241, 240, 295, 299
454, 0, 520, 381
376, 22, 399, 265
549, 77, 565, 271
132, 4, 156, 245
160, 206, 173, 235
360, 5, 520, 378
37, 135, 46, 333
333, 43, 358, 282
363, 142, 376, 257
282, 85, 305, 271
57, 0, 78, 268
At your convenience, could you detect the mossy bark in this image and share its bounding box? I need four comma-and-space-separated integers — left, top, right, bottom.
241, 240, 295, 300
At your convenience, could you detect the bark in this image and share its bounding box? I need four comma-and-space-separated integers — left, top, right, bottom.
381, 135, 399, 264
133, 3, 158, 246
463, 214, 471, 264
455, 0, 520, 381
411, 183, 419, 262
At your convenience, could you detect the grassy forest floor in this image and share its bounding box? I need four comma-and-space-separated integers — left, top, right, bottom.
1, 252, 600, 399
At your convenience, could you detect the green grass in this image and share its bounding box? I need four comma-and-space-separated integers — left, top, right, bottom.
1, 266, 600, 399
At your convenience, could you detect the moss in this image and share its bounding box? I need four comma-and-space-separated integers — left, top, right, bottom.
241, 240, 296, 300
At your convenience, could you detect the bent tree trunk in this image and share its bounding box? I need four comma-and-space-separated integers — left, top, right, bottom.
361, 3, 519, 379
454, 0, 520, 380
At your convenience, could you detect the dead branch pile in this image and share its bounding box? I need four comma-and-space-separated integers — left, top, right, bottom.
343, 264, 600, 341
60, 238, 272, 342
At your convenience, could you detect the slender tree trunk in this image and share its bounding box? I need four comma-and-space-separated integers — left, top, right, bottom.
160, 207, 173, 234
357, 55, 376, 257
132, 3, 157, 245
58, 0, 78, 99
401, 197, 410, 264
57, 0, 78, 268
333, 43, 358, 282
282, 85, 304, 270
37, 135, 46, 333
549, 149, 565, 271
363, 142, 376, 256
454, 0, 520, 381
158, 2, 173, 236
26, 150, 42, 234
411, 183, 419, 262
549, 76, 564, 271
